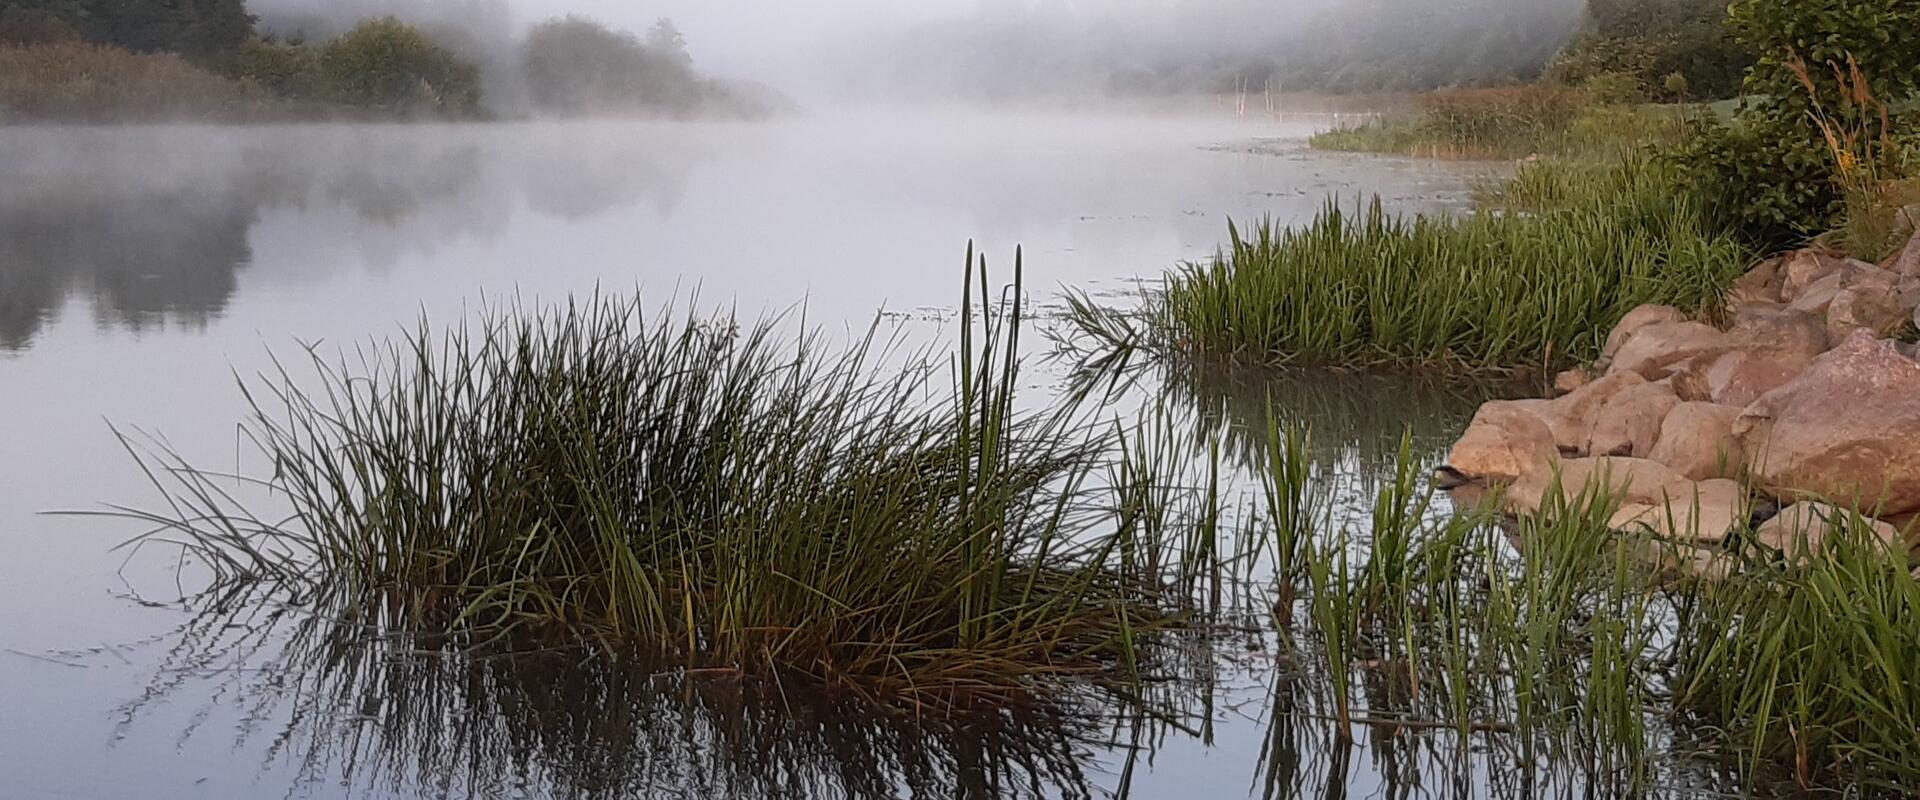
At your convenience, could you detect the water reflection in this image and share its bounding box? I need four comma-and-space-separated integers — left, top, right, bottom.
1065, 355, 1522, 482
0, 125, 702, 351
123, 587, 1201, 800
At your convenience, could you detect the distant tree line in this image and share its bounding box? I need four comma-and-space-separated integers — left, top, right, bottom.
0, 0, 775, 121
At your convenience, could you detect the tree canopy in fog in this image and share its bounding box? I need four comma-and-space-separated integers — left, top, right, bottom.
523, 16, 767, 118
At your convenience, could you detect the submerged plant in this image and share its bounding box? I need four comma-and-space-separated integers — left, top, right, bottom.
102, 248, 1202, 714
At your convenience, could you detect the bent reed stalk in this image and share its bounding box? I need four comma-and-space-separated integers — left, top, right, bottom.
103, 247, 1207, 714
1060, 156, 1750, 372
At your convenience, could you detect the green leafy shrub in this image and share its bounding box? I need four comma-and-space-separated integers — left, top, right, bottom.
1550, 0, 1751, 102
315, 18, 481, 116
1664, 0, 1920, 250
221, 37, 320, 99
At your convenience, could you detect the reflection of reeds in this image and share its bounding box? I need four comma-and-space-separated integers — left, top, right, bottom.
119, 587, 1125, 800
98, 249, 1212, 715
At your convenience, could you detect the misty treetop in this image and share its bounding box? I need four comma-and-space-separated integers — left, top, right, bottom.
522, 16, 766, 119
0, 0, 254, 59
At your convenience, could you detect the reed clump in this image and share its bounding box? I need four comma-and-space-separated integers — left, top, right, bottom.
1309, 88, 1689, 161
110, 253, 1200, 714
1256, 428, 1920, 794
1065, 157, 1748, 372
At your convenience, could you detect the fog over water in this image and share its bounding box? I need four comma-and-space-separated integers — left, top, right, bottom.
0, 0, 1604, 796
244, 0, 1585, 102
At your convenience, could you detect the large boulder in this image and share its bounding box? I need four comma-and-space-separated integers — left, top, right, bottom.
1647, 402, 1745, 480
1532, 372, 1647, 455
1667, 308, 1829, 406
1608, 321, 1731, 381
1607, 478, 1747, 543
1779, 249, 1851, 302
1726, 256, 1785, 308
1736, 331, 1920, 515
1753, 501, 1902, 556
1784, 260, 1907, 341
1603, 304, 1686, 362
1438, 400, 1558, 489
1886, 225, 1920, 280
1508, 456, 1686, 517
1506, 456, 1744, 542
1587, 379, 1680, 457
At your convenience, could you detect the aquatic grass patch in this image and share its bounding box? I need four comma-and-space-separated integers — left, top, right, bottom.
1309, 90, 1690, 161
1673, 516, 1920, 791
1061, 156, 1749, 371
1251, 433, 1920, 794
101, 251, 1207, 714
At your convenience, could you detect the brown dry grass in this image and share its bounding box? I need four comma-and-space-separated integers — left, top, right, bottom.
0, 41, 277, 122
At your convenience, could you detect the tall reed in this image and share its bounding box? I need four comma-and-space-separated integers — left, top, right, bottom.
1063, 156, 1749, 371
103, 249, 1202, 714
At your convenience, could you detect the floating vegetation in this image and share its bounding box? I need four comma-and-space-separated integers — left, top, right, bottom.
1059, 157, 1750, 371
103, 249, 1216, 716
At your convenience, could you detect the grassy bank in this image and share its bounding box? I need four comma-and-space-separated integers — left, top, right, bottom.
1063, 156, 1749, 372
108, 257, 1211, 714
1309, 87, 1691, 161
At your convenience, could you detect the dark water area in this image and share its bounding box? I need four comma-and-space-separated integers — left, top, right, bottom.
0, 112, 1547, 799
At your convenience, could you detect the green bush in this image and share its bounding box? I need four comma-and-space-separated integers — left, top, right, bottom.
1662, 0, 1920, 250
221, 37, 320, 99
1550, 0, 1752, 102
315, 18, 481, 116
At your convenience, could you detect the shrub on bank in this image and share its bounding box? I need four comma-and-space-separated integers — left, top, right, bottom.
0, 40, 272, 122
314, 19, 482, 117
521, 16, 767, 118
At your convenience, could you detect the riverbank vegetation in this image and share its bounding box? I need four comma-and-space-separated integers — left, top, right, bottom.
0, 1, 773, 122
1072, 0, 1918, 374
1063, 156, 1747, 372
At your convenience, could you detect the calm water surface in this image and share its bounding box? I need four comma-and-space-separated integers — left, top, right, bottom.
0, 112, 1500, 799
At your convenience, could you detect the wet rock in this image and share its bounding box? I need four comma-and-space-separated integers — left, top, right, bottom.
1753, 501, 1902, 555
1508, 456, 1686, 517
1438, 400, 1558, 489
1603, 304, 1685, 362
1588, 380, 1680, 457
1647, 402, 1744, 480
1736, 331, 1920, 515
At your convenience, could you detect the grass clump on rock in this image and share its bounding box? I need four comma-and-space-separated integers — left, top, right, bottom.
115, 255, 1194, 714
1064, 157, 1749, 372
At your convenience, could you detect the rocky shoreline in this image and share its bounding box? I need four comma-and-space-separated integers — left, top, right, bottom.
1439, 227, 1920, 568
